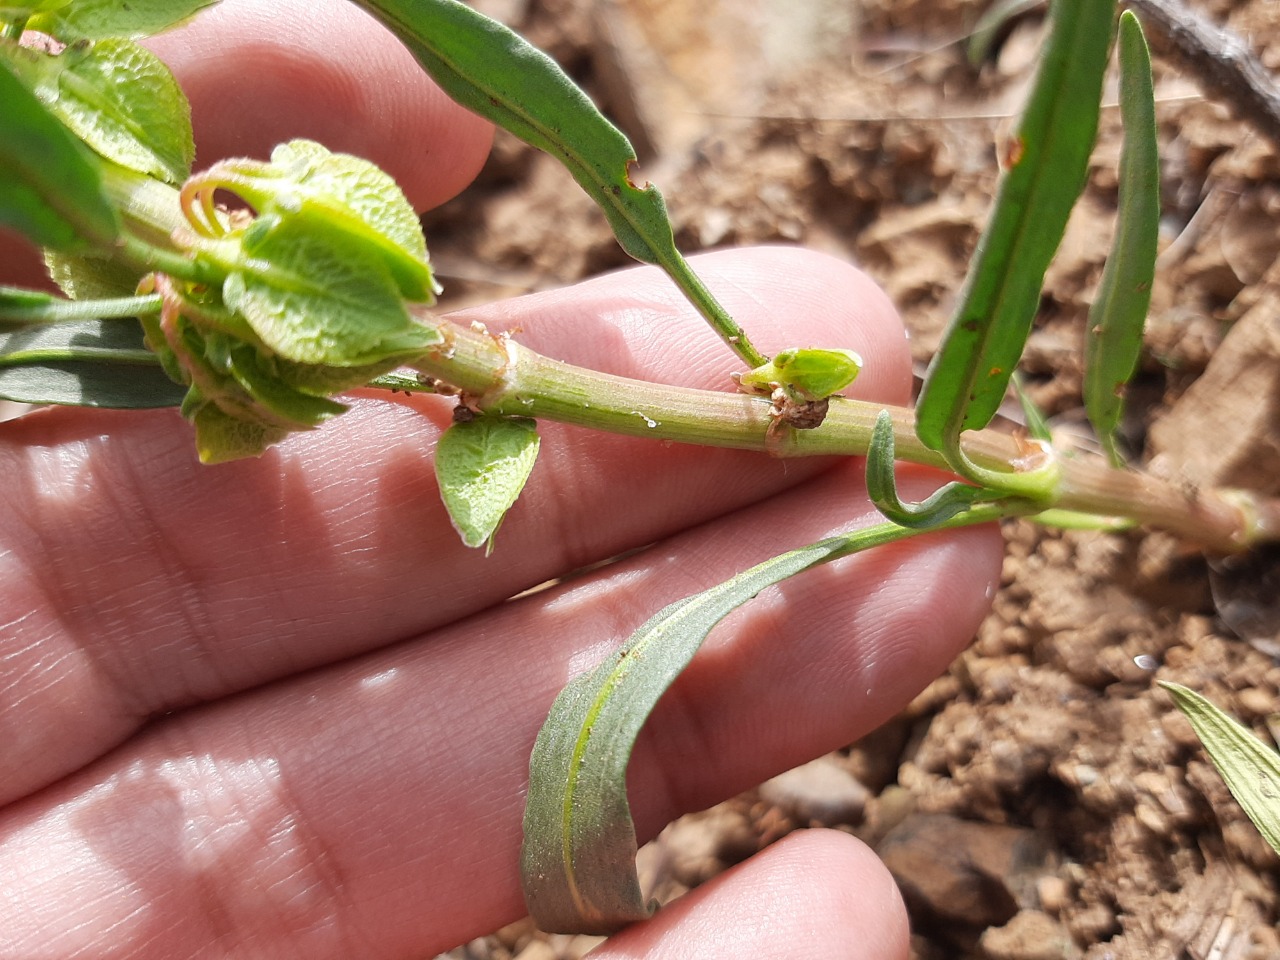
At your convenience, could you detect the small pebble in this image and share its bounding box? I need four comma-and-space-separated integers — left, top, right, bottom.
758, 755, 869, 827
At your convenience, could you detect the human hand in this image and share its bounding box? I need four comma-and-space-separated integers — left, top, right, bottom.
0, 3, 1002, 957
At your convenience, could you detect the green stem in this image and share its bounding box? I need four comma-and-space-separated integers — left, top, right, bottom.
94, 164, 221, 285
117, 235, 218, 285
72, 167, 1275, 553
0, 292, 163, 325
397, 314, 1273, 552
0, 345, 157, 367
661, 253, 768, 369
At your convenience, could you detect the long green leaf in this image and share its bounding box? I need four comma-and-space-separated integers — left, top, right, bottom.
917, 0, 1115, 456
1084, 11, 1158, 467
521, 537, 849, 934
0, 54, 119, 251
521, 511, 1002, 933
351, 0, 766, 367
1161, 682, 1280, 858
0, 317, 185, 407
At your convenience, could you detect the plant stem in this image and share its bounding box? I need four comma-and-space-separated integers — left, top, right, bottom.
0, 345, 157, 367
78, 173, 1276, 553
0, 292, 162, 325
660, 254, 768, 369
404, 314, 1275, 552
98, 165, 221, 286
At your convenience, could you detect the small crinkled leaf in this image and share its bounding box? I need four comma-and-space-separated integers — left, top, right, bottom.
0, 317, 185, 406
220, 337, 348, 427
45, 248, 146, 299
273, 355, 404, 396
28, 0, 218, 39
49, 38, 194, 183
1084, 11, 1158, 467
268, 140, 438, 301
191, 401, 289, 464
435, 415, 539, 552
271, 140, 428, 261
1160, 681, 1280, 857
223, 212, 441, 366
0, 1, 72, 16
166, 314, 320, 434
0, 53, 119, 251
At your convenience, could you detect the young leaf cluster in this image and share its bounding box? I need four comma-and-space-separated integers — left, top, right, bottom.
1, 5, 449, 462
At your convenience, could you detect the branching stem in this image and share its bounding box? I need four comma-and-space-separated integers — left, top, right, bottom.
76, 172, 1275, 553
403, 314, 1275, 553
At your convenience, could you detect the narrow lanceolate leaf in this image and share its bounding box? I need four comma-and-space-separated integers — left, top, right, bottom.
518, 511, 1014, 935
352, 0, 767, 367
916, 0, 1116, 455
0, 55, 119, 251
351, 0, 668, 266
27, 0, 218, 39
435, 415, 539, 552
5, 38, 194, 183
1160, 682, 1280, 858
521, 535, 853, 933
0, 318, 185, 407
1084, 11, 1159, 468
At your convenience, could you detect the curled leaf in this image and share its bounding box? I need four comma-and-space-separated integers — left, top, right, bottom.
866, 410, 995, 528
521, 508, 1005, 934
522, 535, 853, 933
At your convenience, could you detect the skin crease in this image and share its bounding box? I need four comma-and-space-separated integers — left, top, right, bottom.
0, 2, 1003, 958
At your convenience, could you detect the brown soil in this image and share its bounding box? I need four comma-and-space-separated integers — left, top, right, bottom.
432, 1, 1280, 957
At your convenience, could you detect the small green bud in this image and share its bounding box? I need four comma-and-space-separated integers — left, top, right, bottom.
739, 347, 862, 402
